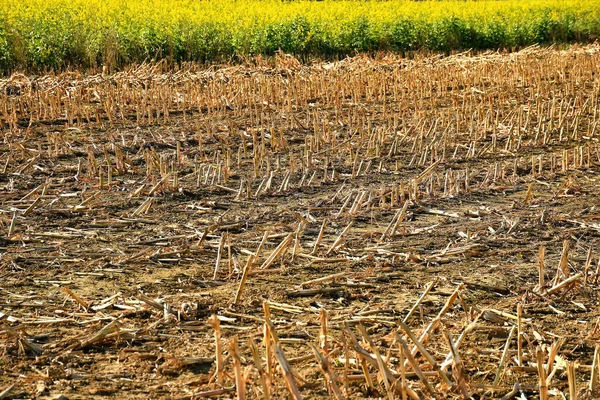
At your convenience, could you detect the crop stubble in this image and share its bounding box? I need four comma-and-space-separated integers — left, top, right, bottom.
1, 45, 600, 398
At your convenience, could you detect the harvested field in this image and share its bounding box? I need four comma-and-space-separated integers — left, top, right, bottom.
1, 45, 600, 399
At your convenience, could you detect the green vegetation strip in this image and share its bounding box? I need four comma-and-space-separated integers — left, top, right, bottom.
1, 0, 599, 72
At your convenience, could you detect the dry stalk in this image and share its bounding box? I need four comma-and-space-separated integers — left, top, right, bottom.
263, 321, 273, 381
213, 232, 227, 280
130, 184, 146, 198
311, 219, 328, 255
395, 334, 437, 397
398, 320, 452, 387
260, 233, 294, 270
380, 200, 411, 241
538, 246, 546, 291
263, 302, 302, 400
441, 311, 483, 371
590, 345, 600, 392
291, 222, 304, 262
584, 246, 593, 283
147, 172, 171, 195
413, 284, 462, 353
132, 198, 152, 217
343, 326, 375, 392
546, 338, 566, 385
390, 201, 411, 237
184, 387, 236, 398
76, 319, 120, 349
138, 292, 171, 315
399, 345, 407, 400
23, 197, 41, 217
7, 212, 16, 237
537, 347, 549, 400
567, 361, 577, 400
403, 281, 435, 323
249, 338, 270, 400
342, 333, 350, 396
208, 314, 225, 385
380, 206, 402, 242
19, 182, 45, 201
485, 308, 519, 321
554, 240, 571, 285
230, 336, 246, 400
415, 160, 440, 183
547, 272, 582, 295
300, 271, 346, 287
517, 303, 523, 367
255, 230, 271, 259
441, 328, 469, 399
493, 325, 516, 386
234, 255, 254, 305
356, 324, 394, 400
77, 191, 101, 209
62, 287, 90, 312
523, 182, 534, 204
326, 221, 353, 255
0, 384, 15, 400
310, 344, 344, 400
320, 308, 329, 354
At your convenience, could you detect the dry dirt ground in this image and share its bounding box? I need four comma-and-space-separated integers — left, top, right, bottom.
1, 45, 600, 399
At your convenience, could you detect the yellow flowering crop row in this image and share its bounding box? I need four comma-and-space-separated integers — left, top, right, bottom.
0, 0, 598, 72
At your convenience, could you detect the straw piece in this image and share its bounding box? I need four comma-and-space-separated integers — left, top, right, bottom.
263, 302, 302, 400
442, 328, 469, 399
357, 324, 394, 400
230, 337, 246, 400
234, 255, 254, 304
249, 338, 270, 400
493, 325, 516, 386
590, 344, 600, 391
398, 320, 452, 387
537, 348, 549, 400
395, 335, 437, 397
326, 221, 353, 255
260, 233, 294, 270
403, 281, 435, 323
208, 314, 224, 385
310, 344, 344, 400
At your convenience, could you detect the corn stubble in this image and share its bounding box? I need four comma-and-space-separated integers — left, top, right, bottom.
1, 45, 600, 398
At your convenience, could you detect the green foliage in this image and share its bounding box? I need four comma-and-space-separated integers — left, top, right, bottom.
0, 26, 14, 73
0, 0, 598, 73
